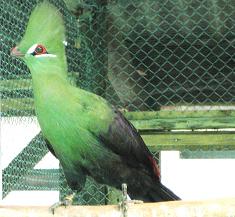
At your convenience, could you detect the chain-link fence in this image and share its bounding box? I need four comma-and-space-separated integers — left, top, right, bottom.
1, 0, 234, 205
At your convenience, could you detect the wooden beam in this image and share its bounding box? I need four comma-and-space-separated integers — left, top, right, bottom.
142, 132, 235, 151
1, 98, 34, 112
0, 198, 235, 217
2, 102, 234, 130
0, 79, 32, 91
0, 75, 75, 92
126, 110, 235, 130
125, 110, 235, 120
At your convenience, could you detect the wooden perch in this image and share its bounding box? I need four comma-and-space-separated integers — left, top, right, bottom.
1, 198, 235, 217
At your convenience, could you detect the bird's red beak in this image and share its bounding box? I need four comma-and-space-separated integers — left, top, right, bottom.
11, 46, 24, 57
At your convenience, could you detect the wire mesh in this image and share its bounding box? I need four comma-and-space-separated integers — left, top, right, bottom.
1, 0, 234, 205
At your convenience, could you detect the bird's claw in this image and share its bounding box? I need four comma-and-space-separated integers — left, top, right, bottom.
49, 193, 76, 214
49, 201, 62, 215
119, 184, 143, 217
118, 108, 129, 113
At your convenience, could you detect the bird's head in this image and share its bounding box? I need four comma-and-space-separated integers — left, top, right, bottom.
11, 1, 67, 72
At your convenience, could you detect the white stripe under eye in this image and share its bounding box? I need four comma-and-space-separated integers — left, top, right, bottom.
35, 54, 57, 58
27, 44, 38, 54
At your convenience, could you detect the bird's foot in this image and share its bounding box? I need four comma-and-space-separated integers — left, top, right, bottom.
49, 193, 76, 214
119, 184, 143, 217
118, 107, 129, 113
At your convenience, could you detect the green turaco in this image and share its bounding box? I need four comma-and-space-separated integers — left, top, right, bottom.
11, 1, 180, 202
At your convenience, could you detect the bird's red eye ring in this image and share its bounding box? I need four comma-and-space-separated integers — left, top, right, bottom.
34, 45, 47, 55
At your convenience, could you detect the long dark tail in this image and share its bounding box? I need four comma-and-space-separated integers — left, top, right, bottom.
147, 182, 181, 202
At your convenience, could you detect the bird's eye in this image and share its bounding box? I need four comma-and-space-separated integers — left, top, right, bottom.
33, 45, 47, 56
35, 46, 43, 54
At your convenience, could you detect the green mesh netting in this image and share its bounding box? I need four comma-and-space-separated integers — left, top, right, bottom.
1, 0, 234, 204
2, 0, 234, 116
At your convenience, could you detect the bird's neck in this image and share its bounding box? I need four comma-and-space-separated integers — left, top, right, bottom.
32, 71, 67, 87
28, 56, 68, 87
30, 61, 71, 109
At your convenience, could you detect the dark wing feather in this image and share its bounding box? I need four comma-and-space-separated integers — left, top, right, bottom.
61, 165, 86, 191
99, 109, 160, 178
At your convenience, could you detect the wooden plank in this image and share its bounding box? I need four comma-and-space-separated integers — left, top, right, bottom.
126, 110, 235, 130
143, 132, 235, 151
131, 116, 235, 130
1, 198, 235, 217
0, 79, 32, 91
125, 110, 235, 120
2, 101, 235, 130
0, 76, 74, 91
1, 98, 34, 111
180, 150, 235, 159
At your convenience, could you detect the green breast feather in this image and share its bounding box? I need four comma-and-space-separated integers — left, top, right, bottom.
33, 73, 114, 167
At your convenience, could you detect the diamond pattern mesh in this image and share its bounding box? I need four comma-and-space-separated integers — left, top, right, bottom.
1, 0, 234, 205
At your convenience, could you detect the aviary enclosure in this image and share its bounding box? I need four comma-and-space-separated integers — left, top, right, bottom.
1, 0, 235, 213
